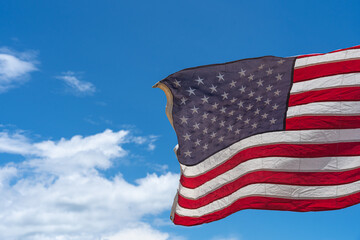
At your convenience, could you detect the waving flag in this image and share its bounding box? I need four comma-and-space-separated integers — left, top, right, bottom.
154, 45, 360, 226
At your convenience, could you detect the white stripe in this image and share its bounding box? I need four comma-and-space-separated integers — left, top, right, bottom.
180, 129, 360, 177
176, 179, 360, 217
294, 48, 360, 68
179, 156, 360, 199
287, 101, 360, 118
290, 73, 360, 94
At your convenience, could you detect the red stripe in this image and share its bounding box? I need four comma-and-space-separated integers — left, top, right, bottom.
286, 116, 360, 130
288, 87, 360, 107
296, 45, 360, 59
178, 168, 360, 209
293, 59, 360, 83
180, 142, 360, 189
173, 191, 360, 226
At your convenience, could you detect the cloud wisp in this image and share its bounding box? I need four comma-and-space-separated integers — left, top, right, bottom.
0, 47, 38, 93
56, 71, 96, 95
211, 236, 241, 240
0, 129, 179, 240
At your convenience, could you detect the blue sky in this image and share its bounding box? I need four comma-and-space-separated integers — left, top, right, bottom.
0, 1, 359, 239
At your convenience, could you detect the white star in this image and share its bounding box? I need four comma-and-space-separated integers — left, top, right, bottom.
248, 91, 255, 97
237, 101, 244, 108
270, 118, 277, 124
248, 74, 254, 81
195, 76, 204, 85
276, 73, 283, 81
274, 90, 281, 96
202, 113, 209, 119
266, 68, 273, 75
278, 59, 285, 64
212, 102, 219, 109
217, 73, 225, 81
256, 96, 263, 102
180, 116, 188, 124
210, 132, 217, 138
239, 86, 246, 93
258, 64, 265, 70
186, 87, 196, 96
272, 104, 279, 110
195, 139, 201, 146
227, 125, 233, 131
184, 150, 192, 157
211, 116, 217, 123
203, 128, 208, 134
244, 119, 250, 124
220, 107, 227, 114
254, 108, 260, 115
221, 92, 229, 99
237, 114, 243, 120
264, 98, 271, 105
180, 97, 187, 105
203, 144, 208, 150
193, 122, 200, 129
266, 85, 273, 92
209, 84, 218, 93
174, 79, 181, 87
228, 110, 235, 116
238, 69, 246, 77
246, 104, 253, 110
191, 106, 199, 114
218, 136, 224, 142
201, 95, 209, 103
229, 80, 236, 88
251, 122, 258, 129
183, 133, 191, 141
230, 97, 237, 103
219, 121, 225, 127
235, 129, 241, 134
257, 79, 264, 87
262, 113, 268, 119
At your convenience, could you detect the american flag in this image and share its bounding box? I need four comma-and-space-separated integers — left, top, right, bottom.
154, 45, 360, 226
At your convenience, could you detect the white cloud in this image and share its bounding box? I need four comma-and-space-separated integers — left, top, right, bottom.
130, 135, 158, 151
0, 47, 38, 92
102, 223, 186, 240
147, 135, 158, 151
30, 129, 128, 174
56, 71, 96, 95
0, 131, 36, 155
102, 223, 169, 240
0, 129, 180, 240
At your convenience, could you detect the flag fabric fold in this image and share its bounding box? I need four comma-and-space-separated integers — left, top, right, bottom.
154, 45, 360, 226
